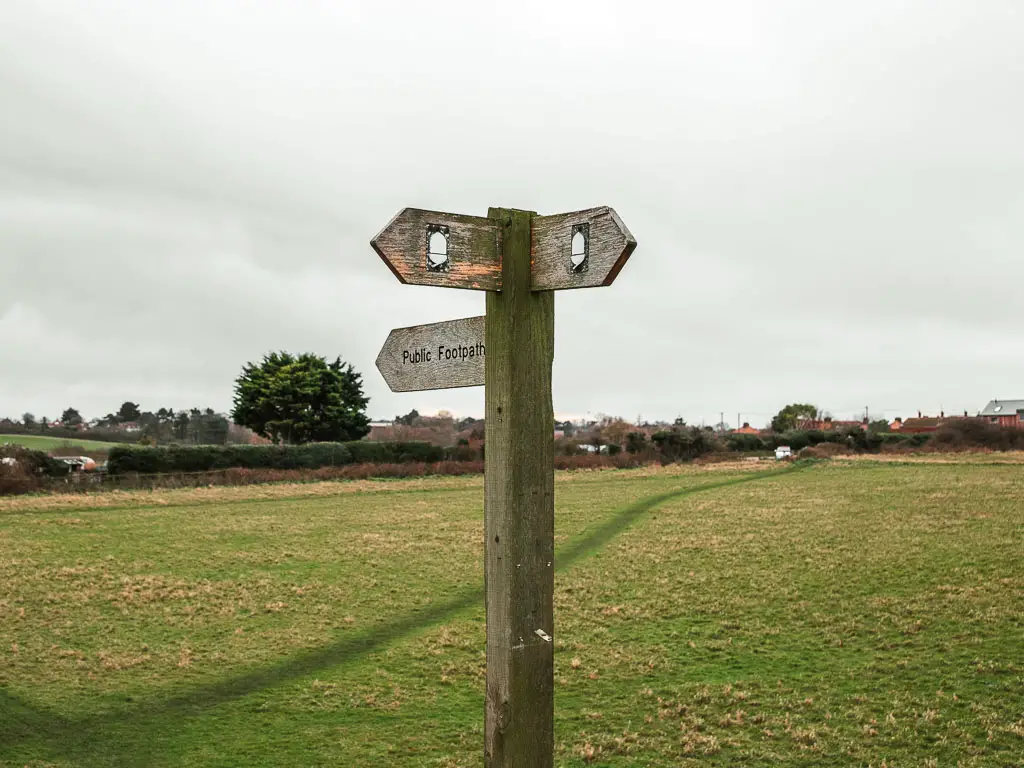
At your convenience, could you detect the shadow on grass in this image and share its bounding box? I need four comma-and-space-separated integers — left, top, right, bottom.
0, 466, 796, 763
0, 689, 73, 748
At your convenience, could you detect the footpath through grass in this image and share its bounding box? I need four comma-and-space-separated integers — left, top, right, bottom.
0, 461, 1021, 766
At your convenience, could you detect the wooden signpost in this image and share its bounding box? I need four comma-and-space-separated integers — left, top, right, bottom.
373, 205, 635, 767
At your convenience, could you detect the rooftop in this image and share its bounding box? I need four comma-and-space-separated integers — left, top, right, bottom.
899, 417, 943, 429
980, 399, 1024, 417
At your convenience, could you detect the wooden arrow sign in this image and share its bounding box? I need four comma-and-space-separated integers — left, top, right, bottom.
376, 315, 485, 392
372, 209, 502, 291
531, 206, 636, 291
372, 206, 635, 293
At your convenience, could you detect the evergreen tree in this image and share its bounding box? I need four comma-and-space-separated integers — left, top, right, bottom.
232, 352, 370, 444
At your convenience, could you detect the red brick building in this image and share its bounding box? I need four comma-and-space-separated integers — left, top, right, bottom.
980, 399, 1024, 428
895, 416, 944, 434
893, 411, 973, 434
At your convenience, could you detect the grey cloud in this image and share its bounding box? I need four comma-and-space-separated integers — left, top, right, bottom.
1, 0, 1022, 425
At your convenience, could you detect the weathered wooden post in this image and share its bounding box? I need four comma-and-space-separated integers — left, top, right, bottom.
483, 208, 556, 763
372, 205, 635, 767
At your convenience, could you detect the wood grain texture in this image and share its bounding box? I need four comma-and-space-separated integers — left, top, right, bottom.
375, 316, 485, 393
531, 206, 636, 290
484, 208, 555, 767
371, 208, 502, 291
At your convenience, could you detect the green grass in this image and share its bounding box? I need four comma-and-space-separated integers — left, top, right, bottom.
0, 434, 120, 454
0, 460, 1021, 766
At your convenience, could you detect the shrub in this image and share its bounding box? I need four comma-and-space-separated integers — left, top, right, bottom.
880, 432, 929, 447
346, 441, 444, 464
798, 443, 851, 459
768, 430, 808, 451
770, 428, 876, 452
554, 454, 643, 471
0, 464, 40, 495
0, 444, 67, 494
725, 433, 767, 452
0, 444, 66, 476
878, 432, 930, 452
625, 432, 648, 454
556, 439, 583, 456
929, 419, 1024, 451
651, 427, 720, 463
767, 430, 801, 451
444, 442, 481, 461
105, 441, 449, 475
89, 461, 487, 490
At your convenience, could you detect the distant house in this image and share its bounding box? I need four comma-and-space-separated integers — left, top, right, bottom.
117, 422, 142, 433
898, 417, 944, 434
733, 423, 760, 435
979, 399, 1024, 429
897, 411, 969, 434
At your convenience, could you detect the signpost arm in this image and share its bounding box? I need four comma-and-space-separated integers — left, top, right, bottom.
484, 208, 556, 767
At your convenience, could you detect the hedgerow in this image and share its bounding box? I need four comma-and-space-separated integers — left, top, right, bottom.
106, 441, 445, 475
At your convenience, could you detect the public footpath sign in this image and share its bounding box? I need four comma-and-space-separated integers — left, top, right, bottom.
375, 315, 485, 392
372, 206, 635, 767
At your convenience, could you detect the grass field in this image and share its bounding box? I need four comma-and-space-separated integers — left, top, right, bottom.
0, 435, 120, 454
1, 459, 1021, 766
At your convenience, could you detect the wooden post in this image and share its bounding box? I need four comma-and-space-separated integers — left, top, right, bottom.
484, 207, 556, 767
373, 203, 633, 764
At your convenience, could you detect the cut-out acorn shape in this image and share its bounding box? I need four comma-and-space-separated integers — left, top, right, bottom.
570, 224, 589, 273
426, 225, 450, 271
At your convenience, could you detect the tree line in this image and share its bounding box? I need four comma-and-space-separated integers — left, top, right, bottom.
3, 352, 373, 448
5, 403, 231, 446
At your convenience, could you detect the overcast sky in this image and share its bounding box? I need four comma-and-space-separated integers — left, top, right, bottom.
2, 0, 1022, 428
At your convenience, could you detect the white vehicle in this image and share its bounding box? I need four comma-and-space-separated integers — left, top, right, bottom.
775, 446, 793, 460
